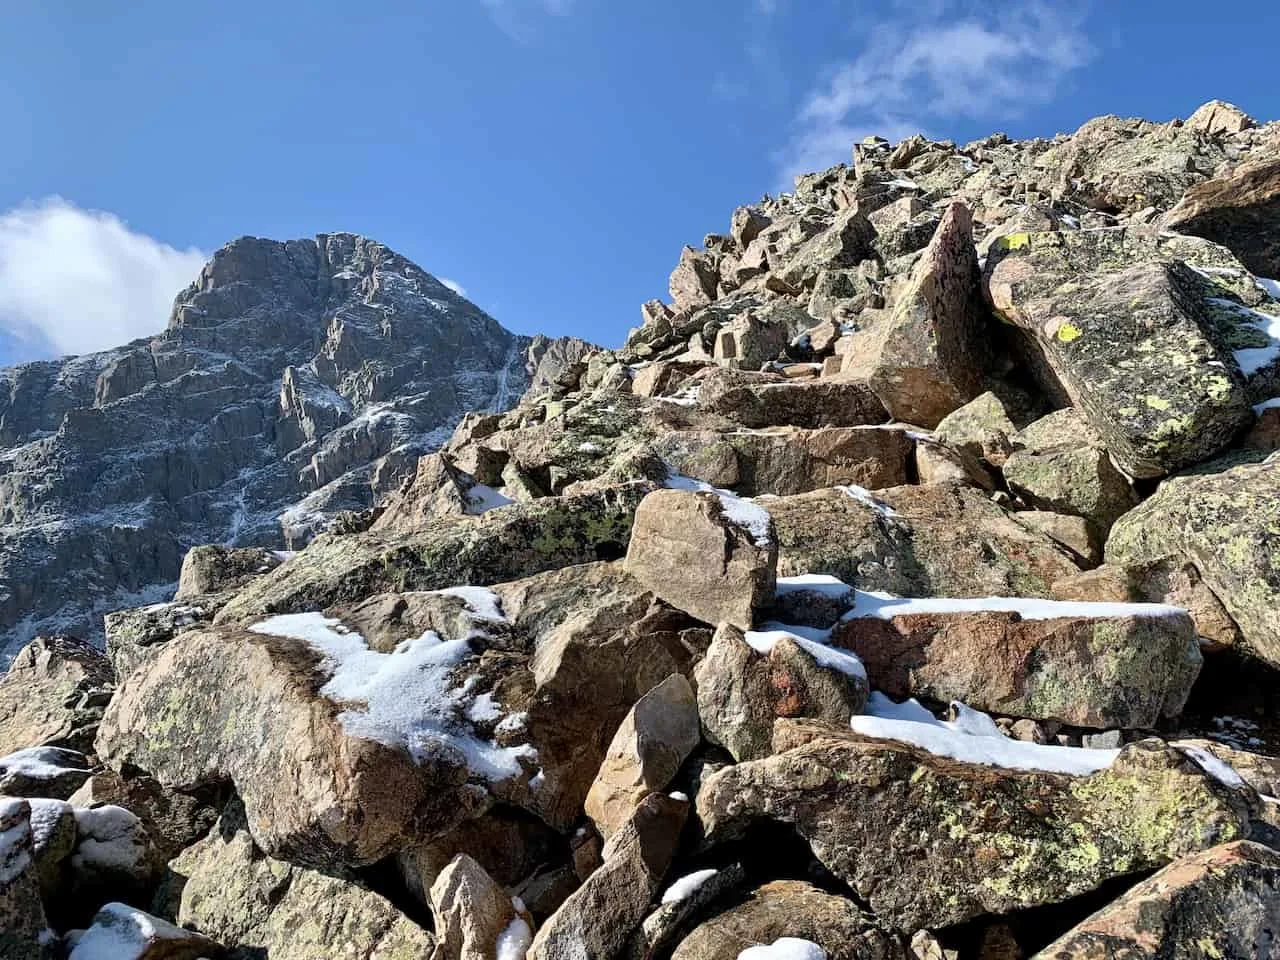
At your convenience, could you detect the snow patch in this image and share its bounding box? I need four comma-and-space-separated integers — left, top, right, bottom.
0, 746, 84, 784
844, 589, 1187, 622
738, 938, 828, 960
0, 798, 33, 884
1210, 297, 1280, 375
248, 612, 534, 781
69, 903, 201, 960
664, 469, 773, 547
495, 908, 533, 960
463, 482, 514, 515
661, 868, 719, 905
745, 624, 867, 681
1255, 276, 1280, 300
1253, 398, 1280, 415
72, 806, 149, 876
775, 574, 855, 601
836, 484, 898, 517
851, 692, 1118, 775
428, 585, 507, 623
1174, 743, 1248, 790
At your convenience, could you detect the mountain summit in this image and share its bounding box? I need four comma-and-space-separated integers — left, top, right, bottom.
0, 233, 586, 658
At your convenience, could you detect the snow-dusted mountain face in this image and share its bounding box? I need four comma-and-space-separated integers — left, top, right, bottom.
0, 233, 584, 659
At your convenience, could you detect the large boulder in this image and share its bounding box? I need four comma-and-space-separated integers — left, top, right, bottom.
670, 880, 900, 960
1106, 454, 1280, 668
766, 484, 1081, 599
697, 368, 888, 430
1164, 154, 1280, 279
865, 202, 989, 427
984, 228, 1254, 477
625, 489, 777, 631
585, 674, 701, 839
172, 804, 436, 960
0, 636, 114, 756
833, 595, 1201, 728
429, 854, 524, 960
213, 482, 651, 625
697, 721, 1254, 931
529, 792, 688, 960
1037, 841, 1280, 960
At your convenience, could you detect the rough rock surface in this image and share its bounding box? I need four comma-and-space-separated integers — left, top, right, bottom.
697, 722, 1254, 931
0, 233, 572, 660
0, 636, 113, 755
1037, 841, 1280, 959
171, 803, 435, 959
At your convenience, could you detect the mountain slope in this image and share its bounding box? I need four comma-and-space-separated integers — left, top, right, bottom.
0, 232, 586, 659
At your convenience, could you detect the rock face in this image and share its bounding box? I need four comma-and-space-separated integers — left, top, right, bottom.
1164, 155, 1280, 279
0, 233, 565, 660
0, 636, 113, 755
1037, 841, 1280, 960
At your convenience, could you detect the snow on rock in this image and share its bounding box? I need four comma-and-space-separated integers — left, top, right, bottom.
745, 624, 867, 681
428, 585, 507, 623
248, 612, 534, 781
0, 747, 85, 784
1174, 743, 1248, 790
0, 797, 33, 885
844, 590, 1187, 622
495, 906, 534, 960
1256, 276, 1280, 299
661, 868, 719, 905
775, 574, 856, 601
1209, 297, 1280, 374
464, 482, 515, 515
68, 902, 209, 960
72, 805, 150, 877
738, 938, 829, 960
664, 469, 773, 547
836, 485, 898, 517
850, 692, 1118, 776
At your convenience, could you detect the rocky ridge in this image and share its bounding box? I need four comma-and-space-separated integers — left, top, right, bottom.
5, 99, 1280, 958
0, 234, 590, 659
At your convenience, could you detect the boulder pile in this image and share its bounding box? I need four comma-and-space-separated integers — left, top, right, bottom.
5, 99, 1280, 958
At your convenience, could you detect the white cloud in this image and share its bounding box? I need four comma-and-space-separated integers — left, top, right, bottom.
0, 198, 207, 358
777, 1, 1094, 185
479, 0, 572, 40
439, 277, 468, 298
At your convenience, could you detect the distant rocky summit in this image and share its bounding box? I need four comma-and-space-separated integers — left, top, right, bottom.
0, 233, 588, 659
5, 100, 1280, 958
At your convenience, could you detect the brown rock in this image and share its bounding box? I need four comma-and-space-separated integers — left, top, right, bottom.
1164, 155, 1280, 278
0, 636, 114, 756
70, 903, 223, 960
528, 793, 688, 960
698, 368, 889, 429
833, 600, 1200, 728
1184, 99, 1255, 136
670, 880, 900, 960
429, 854, 521, 960
625, 489, 777, 630
670, 247, 720, 312
866, 202, 988, 427
1037, 841, 1280, 960
585, 674, 701, 838
0, 799, 47, 960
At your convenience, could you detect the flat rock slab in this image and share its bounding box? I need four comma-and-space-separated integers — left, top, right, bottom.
833, 595, 1200, 728
697, 722, 1253, 931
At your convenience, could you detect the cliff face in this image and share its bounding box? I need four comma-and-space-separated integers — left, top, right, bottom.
0, 233, 582, 658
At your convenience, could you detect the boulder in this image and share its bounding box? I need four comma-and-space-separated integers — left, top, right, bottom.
697, 723, 1254, 931
429, 854, 523, 960
624, 489, 777, 630
213, 483, 652, 626
698, 368, 888, 429
1037, 841, 1280, 960
767, 484, 1081, 599
68, 903, 222, 960
984, 229, 1253, 477
0, 747, 91, 799
1105, 454, 1280, 667
0, 799, 48, 960
175, 544, 282, 600
1164, 155, 1280, 279
0, 636, 114, 756
933, 391, 1020, 466
670, 880, 900, 960
832, 597, 1201, 728
696, 624, 868, 761
585, 674, 701, 838
1001, 408, 1138, 537
528, 792, 688, 960
866, 202, 989, 427
1184, 99, 1256, 137
671, 247, 720, 311
626, 863, 746, 960
172, 804, 436, 960
104, 601, 212, 681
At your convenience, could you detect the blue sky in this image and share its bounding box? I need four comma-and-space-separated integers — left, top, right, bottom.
2, 0, 1279, 366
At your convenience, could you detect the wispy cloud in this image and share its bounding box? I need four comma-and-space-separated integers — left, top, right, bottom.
776, 1, 1094, 186
0, 198, 207, 359
479, 0, 573, 40
439, 277, 468, 298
